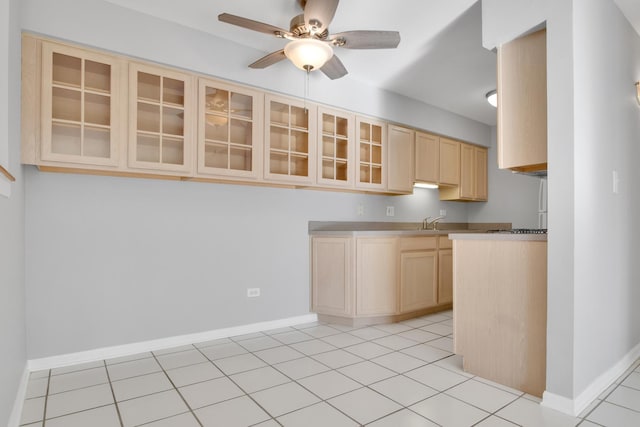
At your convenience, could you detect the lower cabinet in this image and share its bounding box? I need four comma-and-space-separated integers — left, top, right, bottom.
437, 236, 453, 304
399, 237, 438, 312
356, 238, 397, 316
311, 237, 354, 317
311, 234, 452, 324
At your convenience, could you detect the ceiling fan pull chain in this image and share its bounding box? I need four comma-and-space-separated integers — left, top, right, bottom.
304, 68, 310, 112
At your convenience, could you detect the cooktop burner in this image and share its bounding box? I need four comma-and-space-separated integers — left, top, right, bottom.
488, 228, 548, 234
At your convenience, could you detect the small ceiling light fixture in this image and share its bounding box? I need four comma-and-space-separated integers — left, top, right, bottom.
414, 182, 439, 189
486, 89, 497, 108
284, 38, 333, 72
635, 82, 640, 105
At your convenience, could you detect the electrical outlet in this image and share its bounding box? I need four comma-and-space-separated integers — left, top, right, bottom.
386, 206, 395, 217
247, 288, 260, 298
440, 209, 447, 217
357, 205, 365, 216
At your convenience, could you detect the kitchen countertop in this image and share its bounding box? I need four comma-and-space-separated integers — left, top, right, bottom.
308, 221, 513, 237
449, 232, 547, 241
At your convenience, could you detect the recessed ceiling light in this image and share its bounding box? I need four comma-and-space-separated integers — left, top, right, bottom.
486, 90, 497, 108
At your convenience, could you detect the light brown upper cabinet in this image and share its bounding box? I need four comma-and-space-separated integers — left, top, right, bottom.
439, 137, 460, 186
356, 116, 386, 191
387, 125, 415, 194
414, 131, 439, 184
197, 78, 262, 180
440, 143, 487, 201
317, 107, 354, 188
264, 94, 316, 184
22, 36, 126, 169
129, 63, 195, 175
497, 28, 547, 172
22, 35, 489, 198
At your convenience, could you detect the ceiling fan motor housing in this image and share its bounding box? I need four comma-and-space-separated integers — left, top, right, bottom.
290, 14, 328, 39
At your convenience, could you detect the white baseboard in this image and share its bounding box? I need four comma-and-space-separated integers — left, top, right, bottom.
7, 364, 29, 427
27, 313, 318, 372
542, 341, 640, 416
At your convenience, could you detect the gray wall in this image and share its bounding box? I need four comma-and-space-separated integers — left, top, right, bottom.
21, 0, 538, 359
483, 0, 640, 406
467, 126, 541, 228
571, 0, 640, 396
546, 0, 578, 400
24, 169, 468, 358
0, 0, 26, 424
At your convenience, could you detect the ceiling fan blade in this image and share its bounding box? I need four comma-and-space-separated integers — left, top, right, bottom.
320, 55, 348, 80
304, 0, 339, 34
218, 13, 290, 37
249, 49, 286, 69
331, 31, 401, 49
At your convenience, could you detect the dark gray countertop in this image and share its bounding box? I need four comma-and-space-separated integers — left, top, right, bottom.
449, 232, 547, 241
308, 221, 513, 236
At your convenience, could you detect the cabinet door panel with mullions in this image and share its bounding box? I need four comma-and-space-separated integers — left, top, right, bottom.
41, 43, 121, 166
317, 107, 354, 188
356, 117, 386, 191
198, 79, 262, 179
129, 63, 194, 174
264, 95, 315, 184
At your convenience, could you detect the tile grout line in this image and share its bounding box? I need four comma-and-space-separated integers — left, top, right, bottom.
149, 348, 205, 427
102, 360, 125, 427
192, 344, 283, 426
240, 321, 455, 425
240, 338, 366, 425
579, 368, 640, 422
201, 325, 432, 425
40, 370, 51, 427
31, 312, 471, 426
26, 311, 640, 427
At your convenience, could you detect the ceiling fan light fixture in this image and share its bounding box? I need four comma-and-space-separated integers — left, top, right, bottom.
284, 38, 333, 72
486, 89, 497, 108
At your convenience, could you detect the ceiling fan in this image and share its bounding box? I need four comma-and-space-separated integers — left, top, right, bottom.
218, 0, 401, 79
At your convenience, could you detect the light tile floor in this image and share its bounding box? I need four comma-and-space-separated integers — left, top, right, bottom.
19, 310, 640, 426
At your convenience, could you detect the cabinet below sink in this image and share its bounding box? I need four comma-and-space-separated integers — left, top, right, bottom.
310, 233, 452, 325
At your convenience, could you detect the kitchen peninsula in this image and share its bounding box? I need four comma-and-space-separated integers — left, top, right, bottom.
309, 221, 509, 326
449, 231, 547, 397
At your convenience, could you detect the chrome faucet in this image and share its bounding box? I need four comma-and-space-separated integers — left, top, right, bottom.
422, 215, 445, 230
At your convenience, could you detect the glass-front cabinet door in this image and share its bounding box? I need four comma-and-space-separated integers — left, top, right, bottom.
128, 63, 194, 174
198, 79, 262, 179
264, 94, 316, 184
317, 107, 354, 188
40, 42, 121, 166
355, 116, 386, 190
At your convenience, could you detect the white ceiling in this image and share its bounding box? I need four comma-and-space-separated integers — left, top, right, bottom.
103, 0, 640, 127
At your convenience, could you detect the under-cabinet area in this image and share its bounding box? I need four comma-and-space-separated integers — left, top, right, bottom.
21, 33, 487, 200
310, 231, 453, 326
